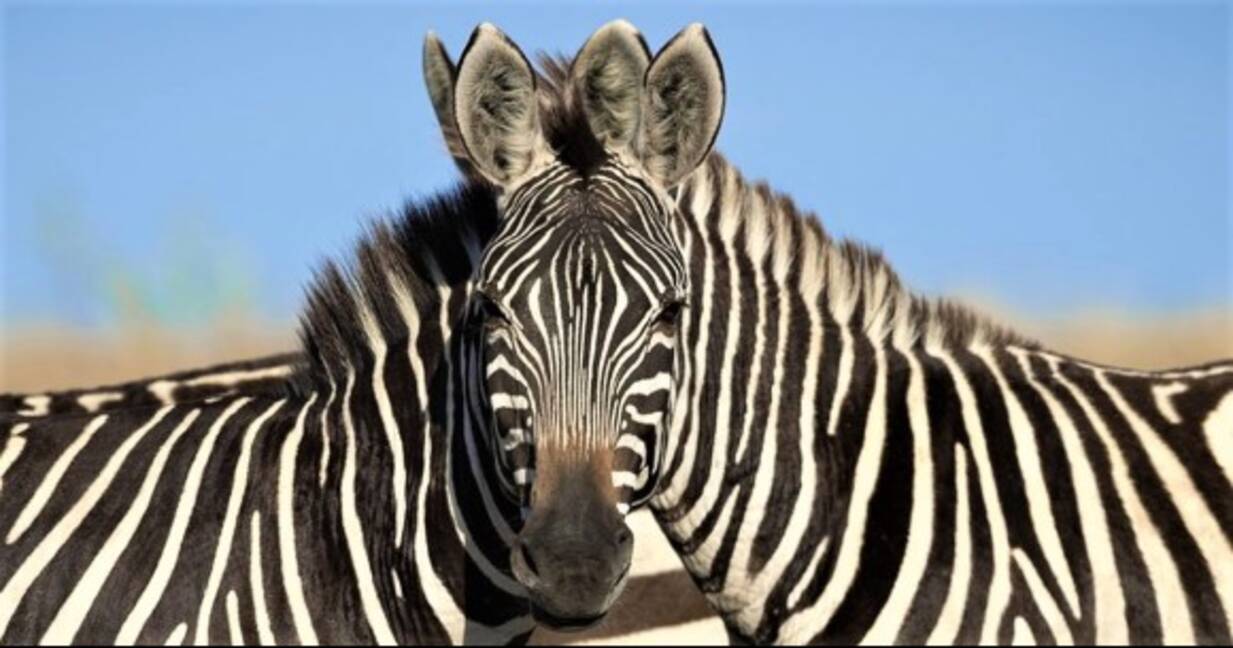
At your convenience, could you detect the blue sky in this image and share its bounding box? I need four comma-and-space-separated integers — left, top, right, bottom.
3, 1, 1230, 328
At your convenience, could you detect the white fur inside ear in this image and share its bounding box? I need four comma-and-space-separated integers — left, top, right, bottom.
453, 24, 545, 184
573, 19, 650, 149
642, 23, 725, 187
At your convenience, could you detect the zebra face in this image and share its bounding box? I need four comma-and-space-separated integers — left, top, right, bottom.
472, 161, 688, 627
428, 20, 724, 628
475, 162, 687, 509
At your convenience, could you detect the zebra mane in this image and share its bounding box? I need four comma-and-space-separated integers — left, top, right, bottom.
299, 51, 1027, 392
523, 53, 1029, 350
293, 182, 498, 391
688, 153, 1034, 351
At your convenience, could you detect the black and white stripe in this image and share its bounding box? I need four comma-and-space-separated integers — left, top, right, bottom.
0, 186, 538, 644
649, 152, 1233, 644
474, 160, 686, 515
0, 353, 300, 418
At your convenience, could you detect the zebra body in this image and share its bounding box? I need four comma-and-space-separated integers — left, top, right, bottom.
650, 152, 1233, 644
0, 187, 536, 645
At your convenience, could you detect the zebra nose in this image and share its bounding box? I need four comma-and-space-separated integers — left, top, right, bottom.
510, 539, 541, 590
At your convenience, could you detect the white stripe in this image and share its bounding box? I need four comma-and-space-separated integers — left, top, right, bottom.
413, 353, 465, 646
181, 365, 293, 389
501, 427, 530, 452
195, 399, 286, 644
1151, 382, 1187, 425
226, 590, 243, 644
78, 391, 124, 413
116, 398, 248, 644
339, 369, 398, 645
0, 433, 27, 495
318, 381, 336, 489
826, 326, 854, 436
729, 269, 794, 634
0, 409, 165, 636
164, 622, 187, 646
18, 395, 50, 417
612, 470, 639, 489
1011, 617, 1034, 645
780, 345, 888, 642
862, 349, 934, 644
624, 407, 664, 427
41, 408, 202, 644
391, 568, 404, 600
147, 365, 293, 405
1096, 369, 1233, 629
489, 392, 529, 411
1013, 548, 1073, 643
1049, 357, 1194, 643
359, 306, 409, 549
7, 414, 109, 544
1012, 348, 1125, 643
625, 372, 673, 398
976, 346, 1080, 617
250, 511, 275, 645
278, 394, 320, 645
1206, 392, 1233, 482
615, 433, 647, 461
786, 536, 829, 611
927, 444, 971, 645
938, 350, 1012, 644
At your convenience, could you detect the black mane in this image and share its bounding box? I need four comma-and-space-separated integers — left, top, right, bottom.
294, 182, 497, 391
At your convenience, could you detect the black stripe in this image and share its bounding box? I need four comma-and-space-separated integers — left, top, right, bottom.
812, 343, 913, 643
1062, 361, 1229, 643
895, 348, 960, 644
1028, 353, 1161, 643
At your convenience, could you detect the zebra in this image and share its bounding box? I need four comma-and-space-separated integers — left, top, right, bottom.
417, 20, 1233, 645
0, 177, 559, 642
2, 18, 1228, 647
0, 353, 301, 418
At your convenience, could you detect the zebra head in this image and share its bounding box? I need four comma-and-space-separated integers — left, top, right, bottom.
424, 21, 724, 628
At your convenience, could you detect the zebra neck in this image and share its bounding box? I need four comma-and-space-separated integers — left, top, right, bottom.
301, 330, 530, 643
650, 152, 1036, 641
650, 153, 1233, 643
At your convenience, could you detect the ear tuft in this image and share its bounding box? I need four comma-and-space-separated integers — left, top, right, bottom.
452, 23, 546, 184
572, 19, 651, 150
641, 23, 725, 187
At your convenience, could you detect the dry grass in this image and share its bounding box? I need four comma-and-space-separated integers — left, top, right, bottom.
0, 320, 296, 392
3, 308, 1228, 393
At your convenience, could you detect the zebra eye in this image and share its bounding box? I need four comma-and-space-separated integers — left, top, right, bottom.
655, 300, 685, 327
475, 293, 510, 328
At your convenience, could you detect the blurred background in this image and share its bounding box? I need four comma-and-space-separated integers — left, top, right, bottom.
1, 1, 1229, 643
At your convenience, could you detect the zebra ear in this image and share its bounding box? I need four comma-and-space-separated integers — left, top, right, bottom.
452, 23, 549, 185
640, 24, 725, 187
572, 20, 651, 151
422, 32, 473, 174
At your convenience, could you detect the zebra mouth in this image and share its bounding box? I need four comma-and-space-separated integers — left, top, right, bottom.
530, 605, 607, 632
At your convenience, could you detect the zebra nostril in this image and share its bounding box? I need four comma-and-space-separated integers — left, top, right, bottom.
615, 526, 632, 548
